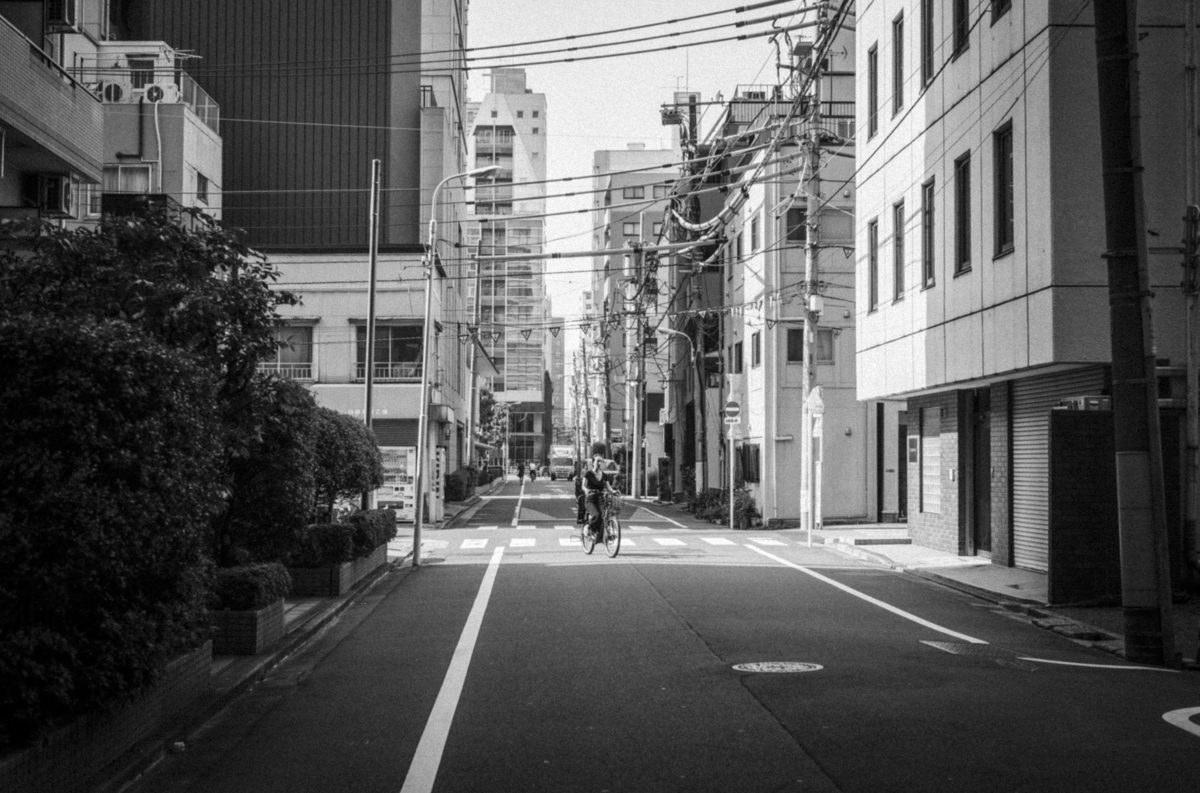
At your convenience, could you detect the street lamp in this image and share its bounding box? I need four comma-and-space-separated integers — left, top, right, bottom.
413, 163, 501, 568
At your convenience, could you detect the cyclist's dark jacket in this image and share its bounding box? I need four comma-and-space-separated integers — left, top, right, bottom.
583, 468, 605, 503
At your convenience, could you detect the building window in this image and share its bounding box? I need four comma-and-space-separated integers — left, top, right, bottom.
622, 221, 639, 236
652, 221, 664, 237
750, 213, 760, 251
994, 121, 1015, 256
196, 172, 209, 205
815, 328, 834, 363
992, 0, 1012, 23
490, 110, 498, 118
735, 232, 743, 262
356, 324, 423, 381
732, 341, 743, 374
954, 152, 971, 273
868, 44, 879, 137
653, 184, 670, 198
259, 326, 313, 380
622, 186, 645, 200
517, 110, 524, 118
509, 412, 535, 433
893, 200, 905, 299
751, 331, 761, 367
892, 12, 904, 114
786, 327, 804, 362
532, 110, 539, 118
103, 165, 152, 193
786, 207, 807, 244
920, 407, 942, 514
531, 127, 540, 135
921, 0, 934, 85
78, 183, 103, 218
953, 0, 970, 55
867, 218, 880, 310
922, 179, 936, 288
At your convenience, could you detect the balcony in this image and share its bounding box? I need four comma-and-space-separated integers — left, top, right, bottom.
80, 43, 221, 134
355, 362, 422, 382
257, 362, 313, 380
0, 14, 104, 180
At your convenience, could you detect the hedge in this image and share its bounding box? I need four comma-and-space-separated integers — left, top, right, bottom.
289, 510, 397, 567
209, 563, 292, 611
0, 318, 223, 742
444, 466, 479, 502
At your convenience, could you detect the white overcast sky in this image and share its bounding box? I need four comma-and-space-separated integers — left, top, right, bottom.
466, 0, 812, 337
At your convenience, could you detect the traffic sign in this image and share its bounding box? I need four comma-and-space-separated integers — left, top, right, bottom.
724, 400, 741, 419
724, 415, 741, 425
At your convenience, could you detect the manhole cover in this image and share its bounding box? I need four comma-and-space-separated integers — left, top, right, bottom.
732, 662, 823, 673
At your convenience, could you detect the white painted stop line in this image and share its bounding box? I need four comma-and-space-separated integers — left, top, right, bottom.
478, 525, 497, 531
653, 538, 686, 546
749, 537, 786, 546
701, 537, 736, 546
461, 539, 488, 549
509, 538, 536, 547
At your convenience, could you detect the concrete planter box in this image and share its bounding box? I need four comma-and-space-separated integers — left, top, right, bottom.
0, 641, 211, 793
210, 598, 284, 656
287, 543, 387, 597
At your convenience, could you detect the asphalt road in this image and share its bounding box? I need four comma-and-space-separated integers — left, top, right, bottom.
128, 477, 1200, 792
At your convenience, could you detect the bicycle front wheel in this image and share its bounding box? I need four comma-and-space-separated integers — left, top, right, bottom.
581, 525, 596, 554
604, 515, 621, 558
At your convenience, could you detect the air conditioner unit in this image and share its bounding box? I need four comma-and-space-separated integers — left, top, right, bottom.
45, 0, 78, 32
38, 174, 74, 218
143, 83, 180, 103
98, 82, 126, 103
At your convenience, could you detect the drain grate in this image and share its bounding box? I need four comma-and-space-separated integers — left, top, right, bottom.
732, 662, 823, 673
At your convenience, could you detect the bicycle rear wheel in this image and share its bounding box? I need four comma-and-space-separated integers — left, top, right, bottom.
604, 515, 621, 557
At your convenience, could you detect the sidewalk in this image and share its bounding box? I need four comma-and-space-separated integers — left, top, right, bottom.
812, 524, 1200, 667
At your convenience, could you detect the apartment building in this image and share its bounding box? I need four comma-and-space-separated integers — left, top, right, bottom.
588, 143, 677, 492
464, 68, 551, 468
127, 0, 477, 522
855, 2, 1190, 599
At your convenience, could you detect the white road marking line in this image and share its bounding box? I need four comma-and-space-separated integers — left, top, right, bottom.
554, 525, 574, 531
510, 480, 524, 527
1164, 707, 1200, 738
461, 539, 488, 549
653, 538, 686, 546
400, 547, 504, 793
558, 537, 577, 547
509, 538, 536, 547
748, 537, 787, 546
622, 538, 635, 546
631, 506, 686, 528
1018, 657, 1179, 672
516, 524, 535, 530
421, 540, 449, 550
701, 537, 736, 546
477, 525, 497, 531
628, 525, 651, 531
745, 545, 987, 644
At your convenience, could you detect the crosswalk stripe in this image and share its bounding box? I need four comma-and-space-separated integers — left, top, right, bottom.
628, 525, 651, 531
622, 538, 635, 546
701, 537, 736, 546
652, 538, 686, 546
749, 538, 787, 546
461, 539, 489, 549
516, 524, 535, 530
479, 525, 497, 531
509, 538, 536, 547
558, 537, 577, 547
554, 525, 574, 531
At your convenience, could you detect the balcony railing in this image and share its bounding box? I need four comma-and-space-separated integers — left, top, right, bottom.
355, 362, 422, 382
257, 362, 313, 379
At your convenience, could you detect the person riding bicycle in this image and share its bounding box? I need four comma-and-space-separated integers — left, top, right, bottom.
582, 445, 617, 541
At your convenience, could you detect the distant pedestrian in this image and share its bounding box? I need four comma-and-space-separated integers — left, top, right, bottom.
517, 461, 525, 483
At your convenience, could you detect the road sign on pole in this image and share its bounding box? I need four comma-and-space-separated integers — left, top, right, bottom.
724, 400, 741, 419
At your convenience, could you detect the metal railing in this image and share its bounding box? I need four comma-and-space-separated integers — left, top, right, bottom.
355, 362, 422, 381
257, 362, 313, 379
179, 72, 220, 133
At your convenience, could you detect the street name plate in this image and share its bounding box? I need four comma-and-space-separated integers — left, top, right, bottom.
724, 416, 741, 424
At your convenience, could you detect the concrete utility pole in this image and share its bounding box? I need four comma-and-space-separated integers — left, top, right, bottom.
361, 158, 382, 510
800, 6, 827, 538
1093, 0, 1176, 665
1183, 0, 1200, 618
629, 246, 645, 498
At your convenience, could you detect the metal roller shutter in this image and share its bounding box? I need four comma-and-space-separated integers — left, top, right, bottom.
1011, 368, 1106, 571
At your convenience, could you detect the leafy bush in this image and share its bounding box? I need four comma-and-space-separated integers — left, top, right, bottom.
313, 407, 384, 520
679, 465, 696, 501
444, 466, 479, 502
221, 377, 319, 563
209, 563, 291, 611
0, 318, 223, 742
290, 510, 396, 567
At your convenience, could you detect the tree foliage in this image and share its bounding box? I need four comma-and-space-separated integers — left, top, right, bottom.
477, 388, 509, 449
312, 407, 384, 519
0, 318, 223, 741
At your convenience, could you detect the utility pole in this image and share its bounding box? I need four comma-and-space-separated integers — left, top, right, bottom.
800, 6, 827, 538
630, 244, 646, 498
465, 243, 483, 469
361, 158, 382, 509
1183, 0, 1200, 625
1093, 0, 1176, 665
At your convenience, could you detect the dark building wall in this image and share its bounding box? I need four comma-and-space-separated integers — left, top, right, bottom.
124, 0, 422, 249
990, 381, 1012, 566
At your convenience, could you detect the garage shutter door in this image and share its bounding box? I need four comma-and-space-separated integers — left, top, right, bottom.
372, 419, 419, 447
1011, 368, 1106, 571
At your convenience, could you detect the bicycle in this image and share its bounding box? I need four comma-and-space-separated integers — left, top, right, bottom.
581, 490, 622, 558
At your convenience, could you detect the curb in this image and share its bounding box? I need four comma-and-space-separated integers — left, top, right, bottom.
103, 559, 407, 793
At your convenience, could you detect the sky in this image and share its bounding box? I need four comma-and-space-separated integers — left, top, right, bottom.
464, 0, 814, 363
